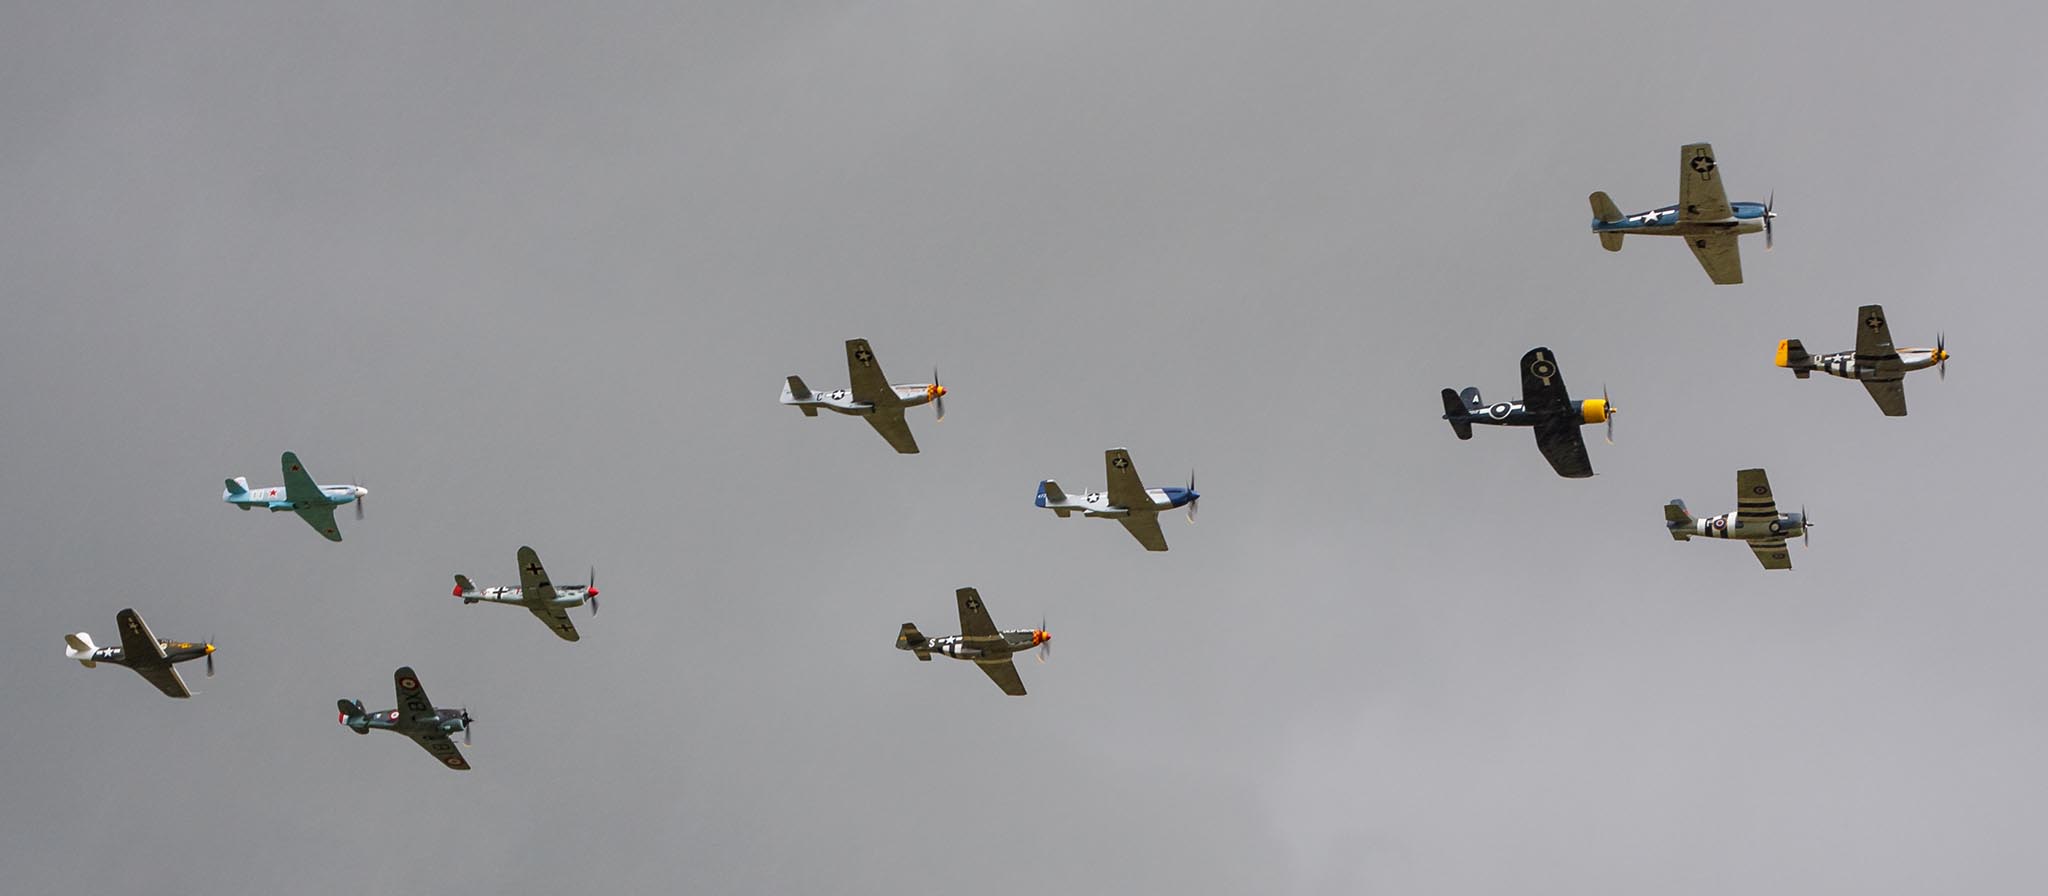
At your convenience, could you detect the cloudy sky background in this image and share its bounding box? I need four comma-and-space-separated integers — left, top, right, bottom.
4, 4, 2046, 893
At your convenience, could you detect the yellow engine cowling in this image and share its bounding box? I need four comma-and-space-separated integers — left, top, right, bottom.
1579, 398, 1610, 425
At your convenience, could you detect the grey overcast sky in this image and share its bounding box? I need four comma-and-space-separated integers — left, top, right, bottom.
5, 4, 2047, 893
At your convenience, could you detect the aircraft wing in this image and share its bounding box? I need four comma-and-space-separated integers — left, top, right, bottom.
1677, 143, 1733, 222
844, 338, 896, 406
392, 667, 438, 722
1748, 538, 1793, 570
955, 588, 1003, 642
1517, 348, 1573, 415
280, 452, 325, 503
1516, 348, 1595, 478
974, 656, 1028, 696
1861, 379, 1908, 417
116, 611, 192, 698
516, 546, 558, 603
526, 604, 582, 642
133, 664, 193, 699
863, 408, 920, 454
1531, 421, 1595, 479
1854, 304, 1901, 364
1104, 448, 1150, 510
1734, 468, 1780, 526
407, 728, 472, 770
1118, 515, 1170, 552
1686, 234, 1743, 285
296, 505, 343, 542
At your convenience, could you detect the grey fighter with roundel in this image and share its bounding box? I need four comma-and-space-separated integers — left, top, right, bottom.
64, 608, 216, 698
1035, 448, 1199, 552
337, 666, 474, 771
1775, 304, 1947, 417
1664, 468, 1810, 571
781, 338, 946, 454
1441, 347, 1614, 478
896, 587, 1050, 697
451, 546, 598, 642
1589, 142, 1776, 285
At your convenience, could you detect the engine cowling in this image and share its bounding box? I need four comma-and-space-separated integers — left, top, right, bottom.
1578, 398, 1611, 426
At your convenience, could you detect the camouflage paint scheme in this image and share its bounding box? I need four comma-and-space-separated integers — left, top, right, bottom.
895, 588, 1049, 697
1664, 468, 1809, 571
1776, 304, 1948, 417
337, 666, 473, 770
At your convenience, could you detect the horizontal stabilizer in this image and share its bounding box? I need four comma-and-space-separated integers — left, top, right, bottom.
1589, 191, 1624, 224
784, 376, 819, 415
1440, 389, 1473, 440
1037, 479, 1067, 505
223, 476, 249, 497
897, 622, 928, 651
1664, 499, 1692, 539
1599, 232, 1623, 252
453, 574, 476, 597
64, 632, 96, 665
1776, 339, 1814, 378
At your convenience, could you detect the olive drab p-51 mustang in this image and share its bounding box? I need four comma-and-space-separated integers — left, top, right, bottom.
1590, 142, 1776, 285
895, 588, 1050, 697
1664, 468, 1810, 571
222, 451, 367, 542
1776, 304, 1948, 417
452, 545, 598, 642
1035, 448, 1199, 552
64, 608, 215, 698
781, 338, 947, 454
337, 666, 474, 771
1440, 347, 1614, 479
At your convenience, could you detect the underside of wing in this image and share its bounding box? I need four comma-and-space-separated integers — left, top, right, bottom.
297, 505, 343, 542
1678, 143, 1733, 222
1734, 468, 1779, 523
864, 410, 919, 454
1118, 515, 1170, 552
1861, 379, 1908, 416
280, 452, 325, 503
1104, 448, 1149, 510
975, 657, 1027, 696
1517, 347, 1573, 414
1531, 420, 1595, 479
1686, 234, 1743, 285
515, 546, 557, 602
1854, 304, 1900, 364
1748, 538, 1793, 570
134, 664, 192, 699
411, 730, 471, 770
527, 604, 582, 641
954, 588, 1002, 641
844, 338, 895, 406
115, 608, 169, 663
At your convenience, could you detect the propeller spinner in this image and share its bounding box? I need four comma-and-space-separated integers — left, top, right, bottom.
586, 566, 599, 616
1185, 470, 1200, 524
1034, 613, 1052, 664
928, 367, 947, 422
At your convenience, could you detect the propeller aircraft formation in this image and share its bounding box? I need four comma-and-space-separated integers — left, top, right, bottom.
62, 140, 1953, 777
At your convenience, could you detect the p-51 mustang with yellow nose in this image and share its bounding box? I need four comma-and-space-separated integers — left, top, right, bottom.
64, 608, 215, 698
1441, 347, 1615, 479
1776, 304, 1947, 417
896, 588, 1050, 697
781, 338, 946, 454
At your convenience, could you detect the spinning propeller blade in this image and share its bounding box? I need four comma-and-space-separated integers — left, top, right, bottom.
205, 636, 215, 678
1037, 613, 1051, 664
1937, 332, 1946, 381
587, 566, 599, 615
1802, 505, 1813, 547
932, 367, 946, 422
1603, 384, 1617, 445
462, 708, 474, 746
1764, 191, 1775, 251
353, 478, 366, 521
1185, 469, 1199, 524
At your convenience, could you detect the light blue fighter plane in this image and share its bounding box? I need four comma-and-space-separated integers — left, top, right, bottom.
1590, 142, 1776, 285
222, 451, 367, 542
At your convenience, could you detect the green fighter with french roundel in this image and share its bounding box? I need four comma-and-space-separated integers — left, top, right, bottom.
780, 338, 946, 454
1589, 142, 1776, 285
896, 588, 1050, 697
1775, 304, 1947, 417
452, 546, 598, 642
1664, 468, 1810, 571
222, 451, 367, 542
64, 608, 216, 698
1441, 347, 1614, 479
337, 666, 474, 771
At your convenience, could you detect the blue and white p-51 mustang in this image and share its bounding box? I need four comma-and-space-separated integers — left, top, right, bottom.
223, 451, 366, 542
1590, 142, 1775, 285
1036, 448, 1199, 552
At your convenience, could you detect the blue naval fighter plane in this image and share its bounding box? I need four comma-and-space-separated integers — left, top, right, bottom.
1590, 142, 1776, 285
223, 451, 367, 542
1035, 448, 1198, 552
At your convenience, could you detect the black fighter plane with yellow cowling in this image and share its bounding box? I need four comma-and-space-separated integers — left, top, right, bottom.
1441, 347, 1615, 478
64, 608, 216, 698
337, 667, 474, 770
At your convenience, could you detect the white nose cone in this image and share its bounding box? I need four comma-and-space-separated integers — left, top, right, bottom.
355, 486, 369, 498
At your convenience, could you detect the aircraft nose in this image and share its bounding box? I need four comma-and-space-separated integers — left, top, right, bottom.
355, 486, 369, 497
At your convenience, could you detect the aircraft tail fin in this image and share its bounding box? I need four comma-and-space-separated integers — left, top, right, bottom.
1036, 480, 1072, 517
222, 476, 249, 499
1440, 389, 1474, 440
453, 575, 478, 602
1589, 191, 1624, 224
783, 376, 818, 416
337, 699, 369, 733
1664, 499, 1693, 540
897, 623, 932, 660
64, 632, 97, 667
1776, 339, 1814, 378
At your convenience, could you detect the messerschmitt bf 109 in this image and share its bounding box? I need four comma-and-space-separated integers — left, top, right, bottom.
781, 338, 946, 454
896, 587, 1050, 697
1441, 347, 1614, 479
337, 666, 474, 770
1776, 304, 1947, 417
64, 608, 215, 698
452, 546, 598, 642
1036, 448, 1199, 552
1664, 468, 1810, 571
223, 451, 367, 542
1590, 142, 1776, 285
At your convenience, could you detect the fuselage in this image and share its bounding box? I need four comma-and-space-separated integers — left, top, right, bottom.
1806, 348, 1945, 380
1592, 201, 1770, 237
1458, 398, 1610, 428
782, 383, 940, 416
76, 640, 211, 669
225, 483, 366, 511
457, 584, 593, 610
1672, 511, 1807, 541
919, 630, 1043, 660
1037, 486, 1196, 518
343, 705, 469, 736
